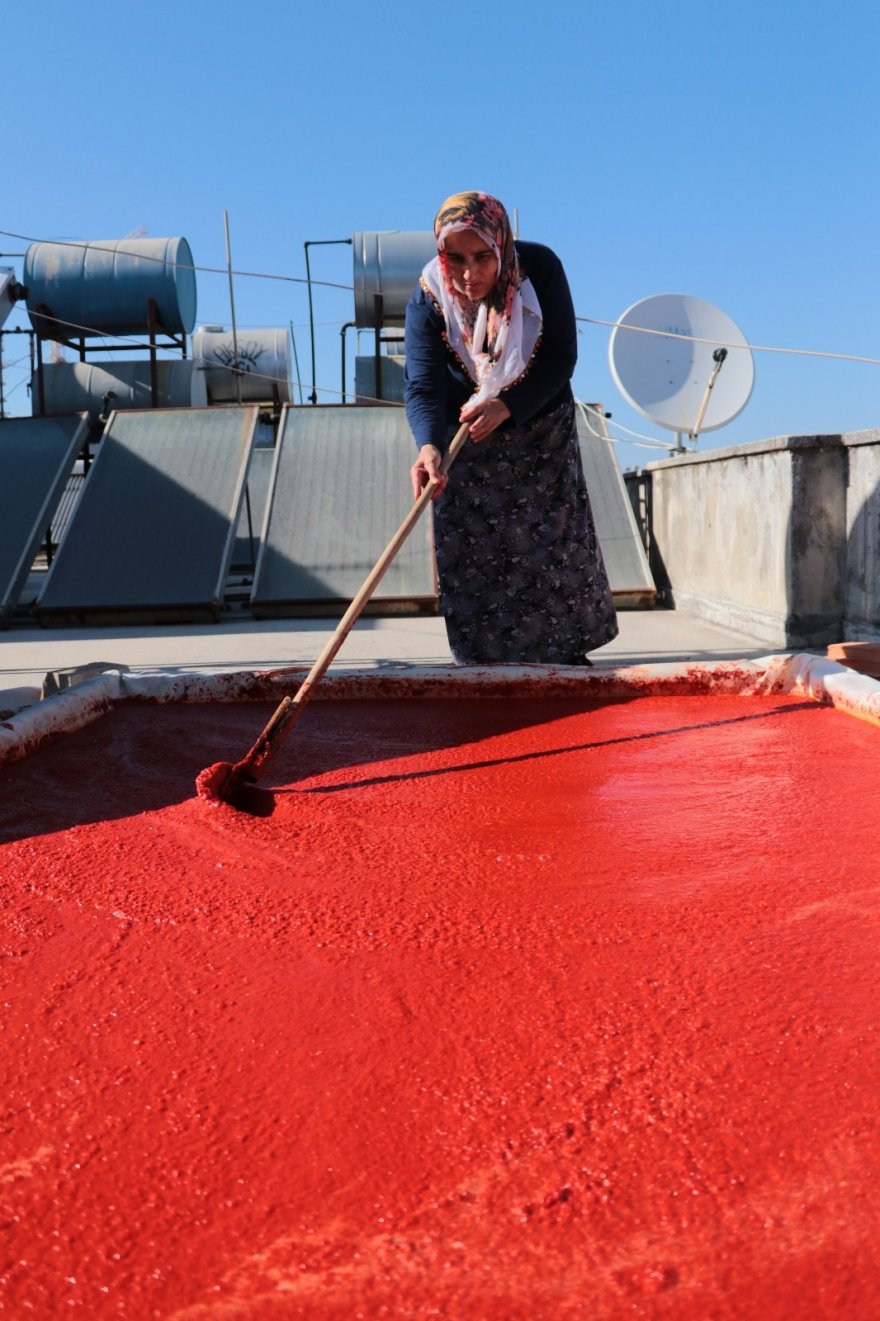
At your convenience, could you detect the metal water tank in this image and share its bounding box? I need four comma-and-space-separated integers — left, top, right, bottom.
35, 360, 207, 417
24, 237, 197, 338
192, 325, 293, 403
352, 231, 435, 328
0, 267, 18, 330
354, 355, 407, 405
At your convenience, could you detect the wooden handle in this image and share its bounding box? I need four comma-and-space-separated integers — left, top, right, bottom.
237, 422, 470, 773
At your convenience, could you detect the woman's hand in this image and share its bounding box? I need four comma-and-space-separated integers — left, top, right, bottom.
459, 396, 511, 442
410, 444, 447, 500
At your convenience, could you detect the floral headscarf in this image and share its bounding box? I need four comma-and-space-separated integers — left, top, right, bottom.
420, 191, 542, 406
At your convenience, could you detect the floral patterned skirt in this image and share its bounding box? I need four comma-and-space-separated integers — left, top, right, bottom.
432, 395, 619, 665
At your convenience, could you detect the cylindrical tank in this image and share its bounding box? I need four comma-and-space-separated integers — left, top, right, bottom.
24, 237, 197, 338
34, 360, 207, 417
192, 324, 293, 403
0, 267, 18, 330
352, 231, 435, 328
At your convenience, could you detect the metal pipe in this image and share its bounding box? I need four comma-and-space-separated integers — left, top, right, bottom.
304, 238, 352, 405
35, 334, 45, 416
146, 299, 159, 407
339, 321, 355, 403
689, 347, 728, 444
373, 293, 383, 401
224, 210, 243, 406
289, 321, 304, 405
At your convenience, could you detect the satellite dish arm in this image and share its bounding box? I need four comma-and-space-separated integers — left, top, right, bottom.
688, 347, 728, 444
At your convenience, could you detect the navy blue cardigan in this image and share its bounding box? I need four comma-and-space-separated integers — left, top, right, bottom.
403, 239, 577, 450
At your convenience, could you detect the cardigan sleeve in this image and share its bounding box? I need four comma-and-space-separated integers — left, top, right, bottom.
403, 287, 453, 451
499, 242, 578, 426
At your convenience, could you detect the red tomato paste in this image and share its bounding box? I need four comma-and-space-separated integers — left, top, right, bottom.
2, 694, 879, 1318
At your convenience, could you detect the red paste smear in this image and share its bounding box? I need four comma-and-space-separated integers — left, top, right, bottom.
2, 694, 880, 1319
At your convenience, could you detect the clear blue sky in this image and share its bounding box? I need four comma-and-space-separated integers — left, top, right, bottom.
3, 0, 879, 470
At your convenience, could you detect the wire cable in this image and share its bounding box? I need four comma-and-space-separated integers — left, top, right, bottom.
576, 400, 679, 452
577, 315, 880, 369
2, 303, 655, 447
6, 225, 880, 368
0, 227, 353, 293
8, 222, 880, 433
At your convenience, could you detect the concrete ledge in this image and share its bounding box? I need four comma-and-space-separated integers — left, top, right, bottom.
3, 655, 880, 771
645, 432, 844, 469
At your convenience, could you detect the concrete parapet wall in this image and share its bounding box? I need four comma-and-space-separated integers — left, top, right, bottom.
842, 430, 880, 639
635, 430, 880, 647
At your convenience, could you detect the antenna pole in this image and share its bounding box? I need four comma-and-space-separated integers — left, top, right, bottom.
688, 347, 728, 446
223, 210, 243, 405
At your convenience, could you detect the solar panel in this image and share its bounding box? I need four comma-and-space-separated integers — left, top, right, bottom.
576, 403, 656, 608
0, 415, 87, 624
36, 407, 258, 625
250, 406, 434, 615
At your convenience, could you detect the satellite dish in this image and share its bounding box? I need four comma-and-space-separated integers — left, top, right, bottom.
608, 293, 754, 440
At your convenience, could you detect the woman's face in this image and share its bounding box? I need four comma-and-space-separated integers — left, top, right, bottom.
442, 229, 499, 302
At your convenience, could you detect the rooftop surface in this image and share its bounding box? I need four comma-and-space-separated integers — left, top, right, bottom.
1, 607, 779, 717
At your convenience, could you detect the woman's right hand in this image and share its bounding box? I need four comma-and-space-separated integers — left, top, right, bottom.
410, 444, 447, 500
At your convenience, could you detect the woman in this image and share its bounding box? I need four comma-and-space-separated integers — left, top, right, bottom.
404, 191, 618, 665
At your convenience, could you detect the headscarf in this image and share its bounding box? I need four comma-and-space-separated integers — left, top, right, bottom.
420, 191, 542, 406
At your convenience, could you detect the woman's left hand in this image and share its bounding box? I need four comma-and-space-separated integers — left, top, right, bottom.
460, 397, 511, 443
